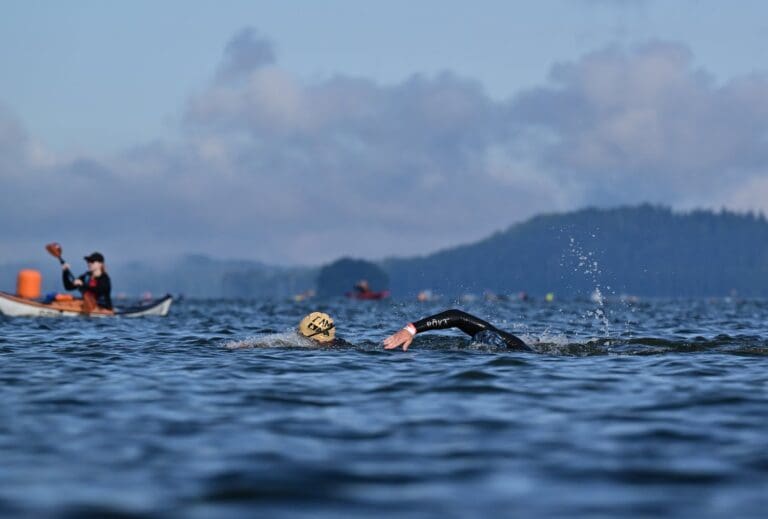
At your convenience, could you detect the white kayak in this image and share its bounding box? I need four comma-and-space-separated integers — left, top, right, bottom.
0, 291, 173, 318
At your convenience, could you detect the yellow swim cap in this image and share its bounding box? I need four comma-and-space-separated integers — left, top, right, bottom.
298, 311, 335, 343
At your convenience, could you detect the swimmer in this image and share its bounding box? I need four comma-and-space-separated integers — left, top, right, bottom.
298, 311, 338, 343
383, 309, 532, 352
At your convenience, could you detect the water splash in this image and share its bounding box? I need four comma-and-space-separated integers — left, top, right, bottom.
567, 236, 612, 338
223, 331, 315, 349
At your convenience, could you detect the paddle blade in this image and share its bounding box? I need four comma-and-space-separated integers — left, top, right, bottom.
45, 242, 63, 259
45, 242, 67, 265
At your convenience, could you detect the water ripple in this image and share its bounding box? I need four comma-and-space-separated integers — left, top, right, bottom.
2, 298, 768, 517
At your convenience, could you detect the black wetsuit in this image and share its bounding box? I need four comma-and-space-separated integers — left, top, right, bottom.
411, 309, 531, 352
63, 269, 113, 310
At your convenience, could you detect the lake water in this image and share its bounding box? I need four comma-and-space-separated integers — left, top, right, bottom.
2, 296, 768, 518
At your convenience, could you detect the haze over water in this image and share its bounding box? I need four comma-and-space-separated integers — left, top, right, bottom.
2, 296, 767, 517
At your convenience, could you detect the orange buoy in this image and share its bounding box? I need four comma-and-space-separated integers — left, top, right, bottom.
16, 269, 42, 299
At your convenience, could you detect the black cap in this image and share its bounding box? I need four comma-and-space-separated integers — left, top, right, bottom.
84, 252, 105, 263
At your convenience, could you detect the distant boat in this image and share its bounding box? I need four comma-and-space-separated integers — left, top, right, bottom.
346, 279, 389, 300
346, 290, 390, 300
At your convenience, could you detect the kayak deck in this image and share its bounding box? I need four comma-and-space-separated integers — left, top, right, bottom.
0, 291, 173, 317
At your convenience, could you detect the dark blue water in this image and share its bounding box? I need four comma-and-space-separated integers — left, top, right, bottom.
2, 297, 768, 518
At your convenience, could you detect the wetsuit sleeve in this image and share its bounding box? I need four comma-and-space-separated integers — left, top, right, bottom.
411, 309, 493, 336
62, 270, 84, 291
495, 329, 530, 351
409, 309, 531, 351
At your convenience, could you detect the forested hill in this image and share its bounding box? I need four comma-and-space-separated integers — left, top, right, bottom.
382, 205, 768, 298
3, 205, 767, 298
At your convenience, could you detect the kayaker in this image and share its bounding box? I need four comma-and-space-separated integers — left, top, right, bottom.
354, 279, 372, 296
62, 252, 113, 311
383, 309, 532, 352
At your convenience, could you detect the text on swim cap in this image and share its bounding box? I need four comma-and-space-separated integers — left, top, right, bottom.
309, 315, 333, 335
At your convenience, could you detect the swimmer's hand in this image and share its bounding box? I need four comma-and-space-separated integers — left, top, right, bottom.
383, 329, 414, 351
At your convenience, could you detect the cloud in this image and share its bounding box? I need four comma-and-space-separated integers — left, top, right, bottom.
177, 41, 547, 262
0, 104, 32, 175
216, 27, 276, 82
510, 41, 768, 206
2, 31, 768, 265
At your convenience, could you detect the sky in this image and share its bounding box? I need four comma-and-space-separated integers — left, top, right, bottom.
1, 0, 768, 266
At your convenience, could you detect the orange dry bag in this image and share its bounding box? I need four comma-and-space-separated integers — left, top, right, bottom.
17, 269, 42, 299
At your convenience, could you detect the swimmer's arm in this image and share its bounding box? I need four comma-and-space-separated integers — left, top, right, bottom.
383, 309, 490, 351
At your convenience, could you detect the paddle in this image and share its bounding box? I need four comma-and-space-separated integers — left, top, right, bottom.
46, 242, 75, 284
45, 242, 65, 264
45, 242, 98, 312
